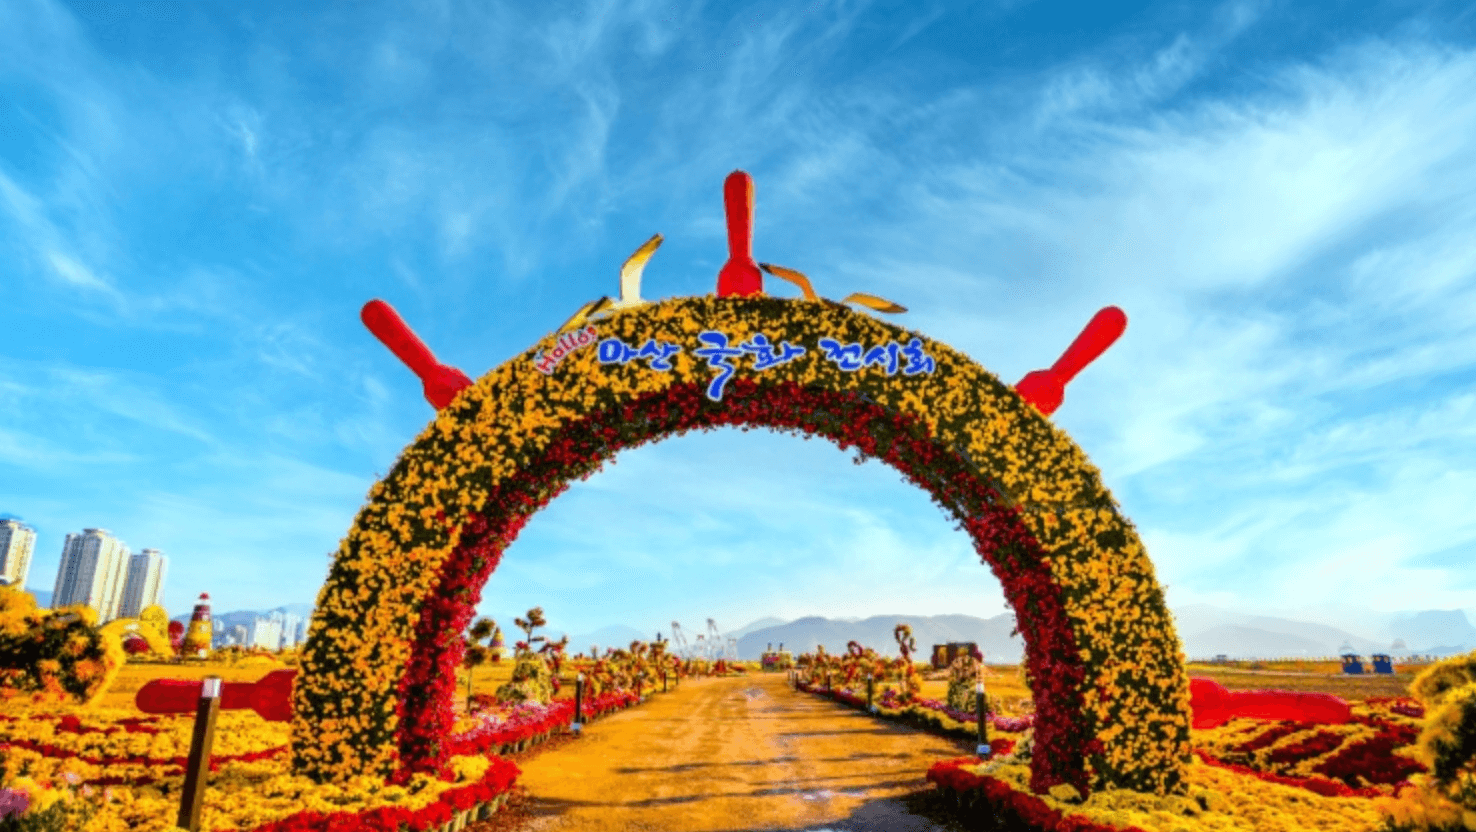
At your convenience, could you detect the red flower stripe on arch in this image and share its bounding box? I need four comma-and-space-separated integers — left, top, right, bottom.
397, 379, 1092, 796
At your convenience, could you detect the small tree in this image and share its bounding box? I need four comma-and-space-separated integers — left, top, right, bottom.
495, 607, 555, 705
893, 623, 916, 663
514, 607, 547, 647
462, 617, 496, 710
946, 652, 997, 715
893, 624, 921, 703
539, 634, 570, 695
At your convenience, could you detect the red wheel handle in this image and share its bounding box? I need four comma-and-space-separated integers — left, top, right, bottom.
717, 170, 764, 297
360, 299, 473, 410
1014, 306, 1128, 415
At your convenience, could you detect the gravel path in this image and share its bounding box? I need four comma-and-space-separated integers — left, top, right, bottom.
478, 673, 970, 832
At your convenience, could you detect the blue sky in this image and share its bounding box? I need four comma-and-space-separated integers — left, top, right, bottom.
3, 0, 1475, 644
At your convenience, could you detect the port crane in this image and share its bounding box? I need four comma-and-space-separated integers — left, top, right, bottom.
669, 621, 691, 659
704, 619, 739, 661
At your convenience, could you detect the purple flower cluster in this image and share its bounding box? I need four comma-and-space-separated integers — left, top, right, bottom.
0, 787, 30, 820
913, 697, 1034, 732
445, 699, 573, 756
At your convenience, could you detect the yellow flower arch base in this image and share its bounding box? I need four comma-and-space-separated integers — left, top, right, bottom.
292, 295, 1193, 799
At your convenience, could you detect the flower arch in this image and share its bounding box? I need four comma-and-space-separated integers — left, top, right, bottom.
291, 294, 1193, 798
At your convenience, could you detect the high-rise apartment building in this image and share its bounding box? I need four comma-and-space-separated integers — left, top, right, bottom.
246, 616, 283, 650
52, 528, 131, 622
278, 611, 304, 649
119, 548, 168, 619
0, 518, 37, 589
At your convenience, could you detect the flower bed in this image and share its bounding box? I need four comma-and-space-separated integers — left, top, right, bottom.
0, 688, 645, 831
924, 755, 1398, 832
796, 679, 1032, 746
800, 679, 1445, 830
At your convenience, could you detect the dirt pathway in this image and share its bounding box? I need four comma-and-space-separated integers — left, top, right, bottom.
482, 673, 970, 832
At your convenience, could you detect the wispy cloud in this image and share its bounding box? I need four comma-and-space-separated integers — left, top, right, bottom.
0, 170, 121, 300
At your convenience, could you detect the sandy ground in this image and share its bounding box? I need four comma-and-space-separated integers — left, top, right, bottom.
475, 673, 973, 832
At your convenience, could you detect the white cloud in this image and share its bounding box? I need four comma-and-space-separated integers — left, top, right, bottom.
0, 426, 137, 469
44, 249, 114, 292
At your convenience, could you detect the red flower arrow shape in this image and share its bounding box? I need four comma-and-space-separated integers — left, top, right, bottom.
135, 669, 297, 722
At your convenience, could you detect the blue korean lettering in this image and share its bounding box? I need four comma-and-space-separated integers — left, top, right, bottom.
597, 338, 640, 365
693, 331, 744, 400
636, 339, 682, 372
862, 343, 900, 375
740, 333, 807, 371
816, 338, 865, 371
901, 338, 935, 375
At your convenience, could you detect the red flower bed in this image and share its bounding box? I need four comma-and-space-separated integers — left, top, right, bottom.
2, 735, 288, 778
1267, 729, 1346, 765
1193, 749, 1391, 798
247, 756, 518, 832
1312, 721, 1425, 788
925, 758, 1152, 832
1366, 697, 1425, 719
1232, 721, 1309, 756
0, 713, 163, 735
798, 680, 1019, 758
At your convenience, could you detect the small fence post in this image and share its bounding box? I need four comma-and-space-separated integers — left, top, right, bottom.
572, 673, 584, 734
176, 676, 221, 831
662, 670, 667, 693
866, 674, 874, 712
976, 681, 990, 757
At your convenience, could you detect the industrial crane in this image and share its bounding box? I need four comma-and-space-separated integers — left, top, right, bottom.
706, 619, 724, 661
670, 621, 691, 659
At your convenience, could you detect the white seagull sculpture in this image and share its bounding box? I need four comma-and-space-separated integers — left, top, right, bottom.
558, 233, 663, 333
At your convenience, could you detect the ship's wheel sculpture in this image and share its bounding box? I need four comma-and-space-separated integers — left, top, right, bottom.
129, 170, 1353, 799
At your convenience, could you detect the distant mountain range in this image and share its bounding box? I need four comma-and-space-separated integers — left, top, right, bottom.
19, 587, 1474, 660
168, 603, 315, 629
737, 613, 1026, 662
1167, 604, 1476, 659
730, 605, 1476, 661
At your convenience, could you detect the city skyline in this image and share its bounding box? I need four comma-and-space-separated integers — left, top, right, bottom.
45, 526, 167, 623
3, 1, 1475, 640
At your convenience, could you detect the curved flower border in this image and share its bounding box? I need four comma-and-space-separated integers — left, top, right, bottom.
292, 295, 1192, 796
